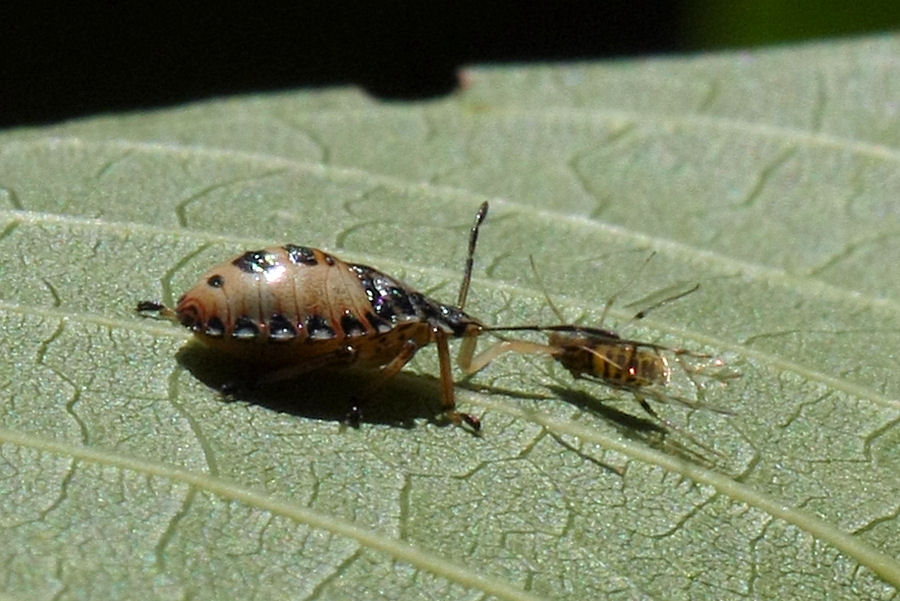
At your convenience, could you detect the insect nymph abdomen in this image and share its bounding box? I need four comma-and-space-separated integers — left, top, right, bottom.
137, 202, 492, 430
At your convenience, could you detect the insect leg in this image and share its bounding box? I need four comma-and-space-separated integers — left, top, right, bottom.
354, 335, 477, 430
377, 339, 420, 379
434, 328, 481, 430
459, 337, 557, 375
457, 334, 480, 372
634, 393, 723, 458
672, 350, 741, 388
339, 339, 420, 426
636, 395, 662, 422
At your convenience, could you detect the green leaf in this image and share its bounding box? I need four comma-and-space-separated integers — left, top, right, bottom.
2, 35, 899, 600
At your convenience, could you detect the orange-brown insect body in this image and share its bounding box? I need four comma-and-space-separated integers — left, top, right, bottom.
174, 245, 483, 367
547, 328, 670, 390
139, 202, 491, 430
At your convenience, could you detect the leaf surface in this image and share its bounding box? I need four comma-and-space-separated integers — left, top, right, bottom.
1, 35, 899, 600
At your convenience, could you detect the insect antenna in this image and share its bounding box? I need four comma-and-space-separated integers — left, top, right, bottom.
599, 250, 656, 326
474, 255, 597, 337
483, 252, 700, 338
528, 254, 567, 322
626, 282, 700, 321
456, 201, 489, 311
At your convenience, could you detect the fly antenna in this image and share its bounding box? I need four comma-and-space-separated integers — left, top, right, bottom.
593, 250, 654, 326
629, 283, 700, 321
528, 255, 567, 322
457, 202, 489, 310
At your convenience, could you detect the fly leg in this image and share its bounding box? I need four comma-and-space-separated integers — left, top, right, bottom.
672, 349, 742, 392
634, 393, 723, 459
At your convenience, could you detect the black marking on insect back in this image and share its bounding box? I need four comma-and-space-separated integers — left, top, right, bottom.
351, 263, 475, 335
365, 311, 392, 334
435, 303, 472, 337
204, 316, 225, 337
324, 254, 335, 266
232, 316, 261, 340
408, 293, 437, 323
351, 265, 381, 304
390, 287, 416, 318
268, 313, 298, 342
340, 311, 367, 337
407, 291, 426, 308
207, 274, 224, 288
232, 250, 278, 273
408, 292, 443, 321
405, 291, 472, 336
370, 279, 417, 324
283, 245, 318, 266
373, 298, 396, 322
351, 265, 413, 322
306, 315, 336, 340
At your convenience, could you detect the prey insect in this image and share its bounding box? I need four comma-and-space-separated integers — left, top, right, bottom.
458, 256, 737, 446
137, 203, 492, 430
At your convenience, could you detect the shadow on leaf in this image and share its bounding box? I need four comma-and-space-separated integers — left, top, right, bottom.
175, 342, 460, 429
546, 385, 714, 464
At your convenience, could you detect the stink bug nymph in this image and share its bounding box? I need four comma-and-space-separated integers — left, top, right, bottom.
138, 203, 491, 430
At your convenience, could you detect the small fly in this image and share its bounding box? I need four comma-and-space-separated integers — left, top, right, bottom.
459, 255, 738, 448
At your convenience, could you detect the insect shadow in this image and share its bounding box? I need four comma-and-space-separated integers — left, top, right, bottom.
546, 385, 715, 464
458, 253, 737, 460
175, 341, 470, 429
546, 385, 665, 435
140, 202, 493, 431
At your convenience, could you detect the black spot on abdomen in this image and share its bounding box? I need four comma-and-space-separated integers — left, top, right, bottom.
340, 311, 368, 337
305, 315, 336, 340
283, 245, 318, 266
204, 316, 225, 337
232, 250, 278, 273
232, 316, 261, 339
268, 313, 298, 342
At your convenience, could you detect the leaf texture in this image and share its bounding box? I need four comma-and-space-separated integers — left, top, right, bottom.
1, 35, 898, 600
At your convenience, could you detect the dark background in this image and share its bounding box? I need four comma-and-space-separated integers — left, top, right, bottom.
5, 2, 900, 128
